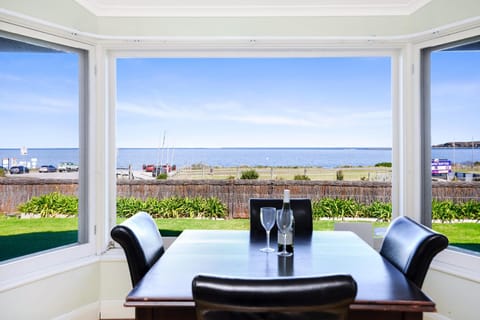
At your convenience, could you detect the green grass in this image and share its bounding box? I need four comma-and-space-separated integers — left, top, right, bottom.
433, 223, 480, 252
0, 217, 78, 261
1, 217, 479, 261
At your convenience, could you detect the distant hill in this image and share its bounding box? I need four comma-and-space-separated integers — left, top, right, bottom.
433, 141, 480, 148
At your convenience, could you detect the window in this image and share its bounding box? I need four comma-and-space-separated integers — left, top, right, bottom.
422, 37, 480, 254
115, 56, 392, 220
0, 33, 88, 262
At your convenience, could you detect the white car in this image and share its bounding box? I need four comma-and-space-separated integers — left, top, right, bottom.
58, 162, 79, 172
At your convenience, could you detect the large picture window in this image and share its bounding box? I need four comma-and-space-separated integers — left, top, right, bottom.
114, 56, 393, 222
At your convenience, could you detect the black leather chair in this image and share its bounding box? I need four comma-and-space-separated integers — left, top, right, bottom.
379, 216, 449, 288
111, 211, 165, 286
192, 274, 357, 320
249, 198, 313, 241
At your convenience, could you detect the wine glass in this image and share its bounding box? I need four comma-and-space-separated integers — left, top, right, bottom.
260, 207, 276, 253
276, 208, 293, 257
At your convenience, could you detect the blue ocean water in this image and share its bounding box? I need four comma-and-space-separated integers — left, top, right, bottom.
1, 147, 478, 170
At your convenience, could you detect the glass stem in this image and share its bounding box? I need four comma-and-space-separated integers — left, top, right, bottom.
284, 233, 287, 254
266, 230, 270, 249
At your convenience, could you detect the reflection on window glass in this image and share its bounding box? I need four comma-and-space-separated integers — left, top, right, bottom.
0, 35, 80, 262
115, 57, 393, 225
430, 44, 480, 253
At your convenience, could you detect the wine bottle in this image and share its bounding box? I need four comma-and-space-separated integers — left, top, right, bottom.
277, 189, 294, 254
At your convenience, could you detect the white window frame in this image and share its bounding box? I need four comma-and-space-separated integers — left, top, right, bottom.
0, 21, 97, 289
414, 26, 480, 278
106, 45, 402, 232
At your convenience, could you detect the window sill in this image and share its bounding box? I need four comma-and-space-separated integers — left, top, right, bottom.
430, 248, 480, 283
0, 243, 96, 292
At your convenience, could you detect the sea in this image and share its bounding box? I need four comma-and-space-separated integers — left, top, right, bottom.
1, 147, 479, 170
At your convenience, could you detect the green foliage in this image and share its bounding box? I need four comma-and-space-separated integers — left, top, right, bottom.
116, 196, 227, 219
374, 162, 392, 167
0, 167, 6, 177
313, 197, 479, 223
336, 170, 344, 181
294, 174, 311, 181
156, 173, 168, 179
240, 169, 259, 179
313, 198, 390, 221
431, 200, 480, 223
18, 192, 78, 217
364, 201, 392, 222
116, 197, 146, 218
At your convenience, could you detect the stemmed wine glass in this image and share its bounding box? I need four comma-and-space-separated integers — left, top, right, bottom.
276, 208, 293, 257
259, 207, 276, 253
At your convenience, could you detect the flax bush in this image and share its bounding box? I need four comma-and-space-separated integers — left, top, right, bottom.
116, 196, 227, 219
240, 169, 259, 179
18, 192, 78, 217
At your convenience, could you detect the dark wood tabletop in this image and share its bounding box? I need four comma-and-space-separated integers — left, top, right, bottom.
125, 230, 436, 320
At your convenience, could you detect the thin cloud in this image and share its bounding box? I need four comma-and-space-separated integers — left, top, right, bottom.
432, 81, 480, 97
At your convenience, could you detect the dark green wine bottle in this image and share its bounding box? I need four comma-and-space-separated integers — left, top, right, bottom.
277, 189, 294, 254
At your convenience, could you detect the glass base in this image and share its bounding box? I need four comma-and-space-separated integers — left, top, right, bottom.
260, 247, 275, 253
277, 251, 293, 257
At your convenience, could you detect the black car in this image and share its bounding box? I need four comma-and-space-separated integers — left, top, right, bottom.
9, 165, 29, 174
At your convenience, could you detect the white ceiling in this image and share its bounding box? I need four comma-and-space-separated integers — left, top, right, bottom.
73, 0, 433, 17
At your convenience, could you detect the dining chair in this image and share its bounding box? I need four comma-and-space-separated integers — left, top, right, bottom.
111, 211, 165, 286
249, 198, 313, 241
379, 216, 449, 288
192, 274, 358, 320
334, 222, 374, 247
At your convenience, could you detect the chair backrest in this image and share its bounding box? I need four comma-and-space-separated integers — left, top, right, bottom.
111, 211, 165, 286
192, 274, 357, 320
249, 198, 313, 240
334, 222, 374, 247
379, 216, 448, 288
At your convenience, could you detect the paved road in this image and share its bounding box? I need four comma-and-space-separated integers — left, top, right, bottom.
6, 170, 156, 180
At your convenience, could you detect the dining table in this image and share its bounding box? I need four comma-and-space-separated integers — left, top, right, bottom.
125, 230, 436, 320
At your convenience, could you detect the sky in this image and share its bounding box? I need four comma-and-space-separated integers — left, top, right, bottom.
0, 48, 478, 149
116, 57, 392, 148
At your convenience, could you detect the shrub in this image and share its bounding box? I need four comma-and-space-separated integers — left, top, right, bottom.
375, 162, 392, 167
0, 168, 5, 177
313, 198, 391, 221
336, 170, 344, 181
294, 174, 310, 181
364, 201, 392, 222
116, 196, 227, 219
240, 169, 259, 179
156, 173, 168, 180
116, 197, 146, 218
18, 192, 78, 217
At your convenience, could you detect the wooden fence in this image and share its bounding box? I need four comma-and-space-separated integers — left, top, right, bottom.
1, 178, 478, 218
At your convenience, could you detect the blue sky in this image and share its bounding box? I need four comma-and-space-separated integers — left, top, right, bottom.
0, 51, 478, 149
431, 51, 480, 145
116, 57, 392, 148
0, 52, 79, 148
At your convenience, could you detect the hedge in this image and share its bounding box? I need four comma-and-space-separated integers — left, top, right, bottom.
17, 193, 480, 222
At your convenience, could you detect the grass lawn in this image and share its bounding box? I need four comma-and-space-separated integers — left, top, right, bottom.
0, 217, 478, 261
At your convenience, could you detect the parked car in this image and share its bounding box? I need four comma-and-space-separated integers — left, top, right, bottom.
9, 165, 29, 174
39, 165, 57, 173
143, 164, 155, 172
58, 162, 79, 172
